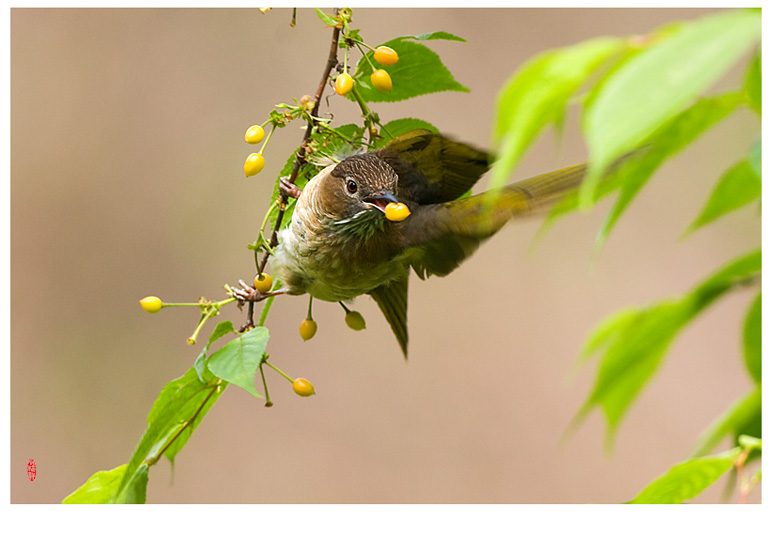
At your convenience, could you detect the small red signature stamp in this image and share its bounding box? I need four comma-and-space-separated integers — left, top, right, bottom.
27, 459, 36, 482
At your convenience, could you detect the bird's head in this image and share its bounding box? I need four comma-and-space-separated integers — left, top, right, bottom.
317, 153, 401, 238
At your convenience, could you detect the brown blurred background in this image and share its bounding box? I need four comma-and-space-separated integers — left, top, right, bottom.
11, 8, 760, 503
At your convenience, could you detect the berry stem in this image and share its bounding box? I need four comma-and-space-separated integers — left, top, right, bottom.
258, 360, 273, 407
355, 42, 378, 72
258, 123, 277, 155
264, 360, 294, 384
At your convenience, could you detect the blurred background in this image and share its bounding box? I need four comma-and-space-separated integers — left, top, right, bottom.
11, 8, 760, 503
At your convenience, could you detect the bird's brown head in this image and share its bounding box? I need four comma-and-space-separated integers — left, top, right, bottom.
318, 153, 401, 238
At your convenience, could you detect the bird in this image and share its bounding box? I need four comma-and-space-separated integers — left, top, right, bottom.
268, 129, 592, 356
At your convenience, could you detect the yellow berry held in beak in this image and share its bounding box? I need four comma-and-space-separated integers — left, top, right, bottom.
244, 124, 265, 144
139, 296, 163, 314
293, 378, 316, 397
373, 46, 399, 66
299, 319, 318, 341
370, 69, 392, 92
384, 202, 410, 222
254, 273, 273, 293
244, 153, 266, 177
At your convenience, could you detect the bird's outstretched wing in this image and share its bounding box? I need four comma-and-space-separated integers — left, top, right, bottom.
376, 130, 490, 204
401, 163, 589, 278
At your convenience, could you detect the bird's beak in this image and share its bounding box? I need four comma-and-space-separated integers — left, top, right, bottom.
363, 190, 399, 213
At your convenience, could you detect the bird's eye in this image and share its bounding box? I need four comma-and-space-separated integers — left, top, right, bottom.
346, 179, 358, 194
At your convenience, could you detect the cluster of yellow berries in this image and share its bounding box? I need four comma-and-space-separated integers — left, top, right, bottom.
299, 307, 366, 342
335, 46, 399, 97
244, 124, 267, 177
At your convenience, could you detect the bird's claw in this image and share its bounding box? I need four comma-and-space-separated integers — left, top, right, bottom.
230, 280, 262, 303
279, 177, 302, 199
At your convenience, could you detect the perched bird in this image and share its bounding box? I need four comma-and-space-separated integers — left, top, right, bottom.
270, 129, 590, 356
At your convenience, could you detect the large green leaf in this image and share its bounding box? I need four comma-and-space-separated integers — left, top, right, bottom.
691, 386, 761, 457
207, 326, 269, 398
539, 93, 741, 244
580, 9, 761, 209
350, 37, 468, 103
112, 367, 225, 502
630, 447, 742, 503
685, 158, 761, 235
744, 50, 761, 115
743, 292, 761, 384
573, 250, 761, 445
490, 37, 623, 191
63, 464, 127, 504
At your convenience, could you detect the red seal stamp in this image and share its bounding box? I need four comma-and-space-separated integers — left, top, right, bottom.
27, 458, 36, 482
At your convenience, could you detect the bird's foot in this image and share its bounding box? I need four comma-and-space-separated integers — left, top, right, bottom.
230, 279, 287, 332
231, 279, 287, 303
279, 176, 302, 199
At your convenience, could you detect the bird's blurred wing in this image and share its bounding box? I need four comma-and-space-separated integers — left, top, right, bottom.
377, 130, 490, 203
368, 275, 409, 358
401, 163, 588, 277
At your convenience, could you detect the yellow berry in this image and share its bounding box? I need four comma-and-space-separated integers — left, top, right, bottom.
384, 202, 410, 222
253, 273, 273, 293
244, 153, 266, 177
370, 69, 392, 92
345, 310, 366, 331
374, 46, 399, 66
245, 125, 265, 144
335, 73, 354, 96
299, 319, 318, 341
139, 296, 163, 314
293, 378, 316, 397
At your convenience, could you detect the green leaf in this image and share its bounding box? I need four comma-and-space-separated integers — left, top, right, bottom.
124, 464, 149, 504
377, 118, 438, 146
576, 306, 639, 366
574, 300, 694, 446
601, 93, 743, 248
207, 327, 269, 398
630, 447, 742, 503
491, 37, 623, 191
541, 94, 741, 245
692, 387, 761, 457
744, 50, 761, 115
743, 292, 761, 384
406, 31, 466, 42
580, 9, 761, 209
194, 320, 237, 382
573, 250, 760, 445
685, 159, 761, 234
63, 464, 127, 503
145, 367, 227, 466
113, 367, 225, 502
350, 38, 468, 103
314, 8, 338, 27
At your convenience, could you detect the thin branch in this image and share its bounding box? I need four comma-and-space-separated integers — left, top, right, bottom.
258, 13, 341, 274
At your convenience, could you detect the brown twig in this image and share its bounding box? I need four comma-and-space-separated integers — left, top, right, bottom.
257, 13, 342, 275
